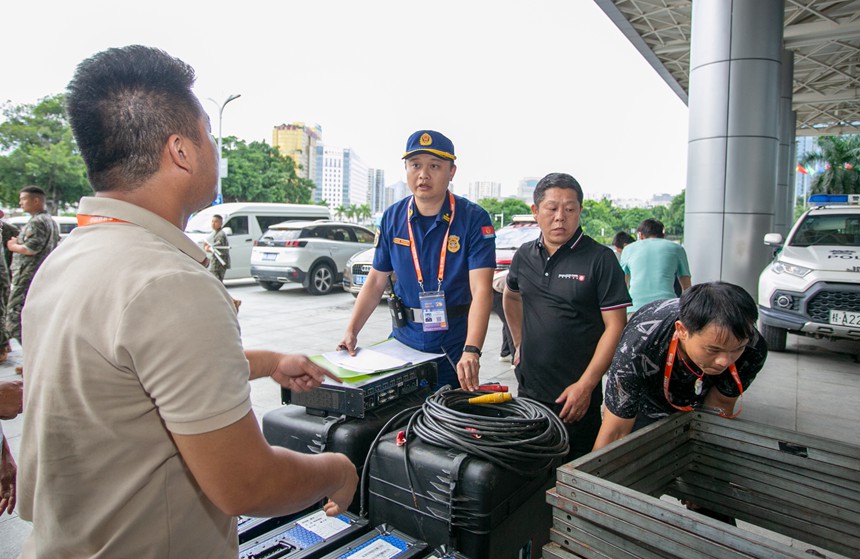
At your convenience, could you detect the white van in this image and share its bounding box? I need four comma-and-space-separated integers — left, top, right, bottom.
6, 215, 78, 242
185, 203, 331, 280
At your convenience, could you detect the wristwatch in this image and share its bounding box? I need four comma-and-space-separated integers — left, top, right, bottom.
463, 345, 482, 357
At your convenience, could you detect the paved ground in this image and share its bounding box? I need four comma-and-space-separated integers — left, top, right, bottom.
1, 279, 858, 557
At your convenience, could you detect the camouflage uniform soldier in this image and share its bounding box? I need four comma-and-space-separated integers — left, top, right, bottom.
0, 214, 20, 362
203, 214, 231, 282
0, 218, 19, 281
6, 187, 60, 346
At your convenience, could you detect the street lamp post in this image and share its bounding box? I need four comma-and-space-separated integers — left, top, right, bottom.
208, 93, 241, 204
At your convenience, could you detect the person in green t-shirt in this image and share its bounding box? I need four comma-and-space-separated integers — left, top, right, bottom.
620, 218, 691, 313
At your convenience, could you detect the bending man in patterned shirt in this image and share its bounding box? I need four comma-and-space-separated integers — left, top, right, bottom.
593, 281, 768, 452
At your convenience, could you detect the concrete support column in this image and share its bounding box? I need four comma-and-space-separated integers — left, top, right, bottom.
684, 0, 784, 298
788, 112, 798, 215
775, 49, 796, 236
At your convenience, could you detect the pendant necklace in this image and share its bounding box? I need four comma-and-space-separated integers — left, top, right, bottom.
663, 330, 744, 418
677, 349, 705, 395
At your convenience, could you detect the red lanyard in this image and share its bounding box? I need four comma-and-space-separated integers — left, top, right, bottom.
77, 215, 129, 226
406, 192, 455, 292
663, 330, 743, 418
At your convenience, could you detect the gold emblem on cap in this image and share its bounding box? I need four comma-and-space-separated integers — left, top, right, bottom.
419, 133, 433, 146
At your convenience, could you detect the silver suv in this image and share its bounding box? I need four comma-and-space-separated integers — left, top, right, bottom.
250, 221, 375, 295
758, 196, 860, 350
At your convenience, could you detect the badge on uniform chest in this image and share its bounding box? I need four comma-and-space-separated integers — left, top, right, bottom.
419, 290, 448, 332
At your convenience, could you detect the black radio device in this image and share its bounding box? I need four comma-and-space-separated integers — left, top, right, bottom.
282, 361, 437, 418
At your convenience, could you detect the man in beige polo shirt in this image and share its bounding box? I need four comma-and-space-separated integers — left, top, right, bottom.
17, 45, 357, 558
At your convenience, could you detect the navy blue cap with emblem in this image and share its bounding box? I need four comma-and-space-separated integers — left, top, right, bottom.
402, 130, 456, 161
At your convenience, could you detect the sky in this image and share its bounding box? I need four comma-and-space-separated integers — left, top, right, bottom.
1, 0, 690, 201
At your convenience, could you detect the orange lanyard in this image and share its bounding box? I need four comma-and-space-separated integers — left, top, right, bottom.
77, 215, 129, 226
77, 213, 210, 268
406, 192, 455, 292
663, 330, 743, 418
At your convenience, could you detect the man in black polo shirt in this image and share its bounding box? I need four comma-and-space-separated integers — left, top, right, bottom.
504, 172, 631, 460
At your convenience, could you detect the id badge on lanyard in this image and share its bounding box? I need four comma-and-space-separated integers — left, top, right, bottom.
407, 193, 456, 333
419, 290, 448, 332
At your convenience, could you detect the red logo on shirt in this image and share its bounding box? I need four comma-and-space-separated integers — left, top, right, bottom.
481, 226, 495, 239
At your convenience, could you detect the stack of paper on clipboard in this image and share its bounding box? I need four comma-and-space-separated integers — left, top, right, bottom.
316, 338, 443, 379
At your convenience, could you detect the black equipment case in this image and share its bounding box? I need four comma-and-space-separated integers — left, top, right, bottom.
367, 431, 556, 559
262, 391, 429, 512
425, 546, 473, 558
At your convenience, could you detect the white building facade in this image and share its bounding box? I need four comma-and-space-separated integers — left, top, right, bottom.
467, 181, 501, 202
314, 145, 369, 209
368, 168, 386, 214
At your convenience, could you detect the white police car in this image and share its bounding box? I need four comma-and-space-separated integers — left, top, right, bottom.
758, 194, 860, 351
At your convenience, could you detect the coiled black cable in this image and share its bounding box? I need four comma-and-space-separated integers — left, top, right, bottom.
405, 389, 569, 477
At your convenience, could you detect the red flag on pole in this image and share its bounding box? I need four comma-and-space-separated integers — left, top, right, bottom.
796, 163, 809, 175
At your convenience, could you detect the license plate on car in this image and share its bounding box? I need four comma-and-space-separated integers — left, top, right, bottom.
262, 253, 277, 262
829, 310, 860, 326
354, 274, 367, 286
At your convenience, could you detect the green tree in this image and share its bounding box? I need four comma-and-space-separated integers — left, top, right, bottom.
619, 207, 652, 234
478, 194, 686, 244
794, 197, 807, 221
581, 198, 624, 243
798, 134, 860, 195
219, 136, 314, 203
334, 204, 347, 221
0, 94, 90, 213
663, 190, 685, 239
477, 197, 531, 229
356, 203, 371, 225
477, 198, 502, 227
581, 196, 685, 243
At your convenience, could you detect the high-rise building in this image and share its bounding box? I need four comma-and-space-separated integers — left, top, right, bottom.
313, 145, 369, 210
272, 122, 322, 184
385, 180, 409, 209
518, 177, 540, 203
467, 181, 501, 201
368, 168, 386, 214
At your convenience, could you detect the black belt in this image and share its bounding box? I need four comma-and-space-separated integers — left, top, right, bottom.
408, 304, 470, 323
